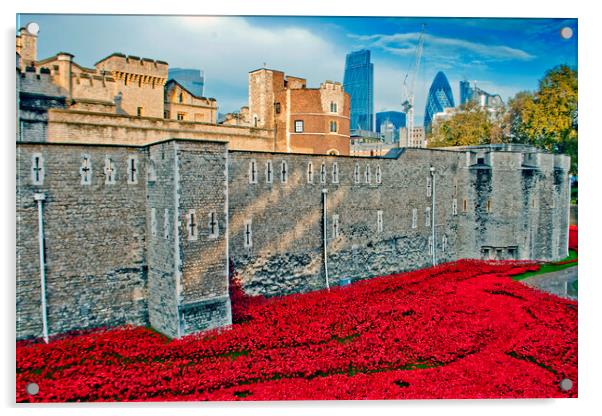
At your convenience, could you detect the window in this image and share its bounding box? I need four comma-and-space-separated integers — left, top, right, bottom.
428, 236, 434, 255
377, 210, 383, 233
147, 159, 157, 183
375, 165, 382, 184
354, 164, 360, 184
463, 199, 468, 213
208, 212, 219, 239
137, 107, 143, 117
244, 219, 252, 248
482, 247, 491, 260
412, 208, 418, 229
249, 160, 257, 184
80, 154, 92, 185
265, 160, 273, 184
307, 162, 314, 183
365, 165, 371, 184
150, 208, 157, 237
187, 210, 198, 241
332, 162, 339, 184
332, 214, 340, 238
329, 120, 337, 133
330, 102, 337, 113
253, 116, 258, 127
487, 199, 492, 213
425, 207, 431, 227
280, 161, 288, 183
163, 110, 170, 119
31, 153, 44, 185
104, 157, 116, 185
164, 209, 170, 239
426, 176, 432, 197
452, 198, 458, 216
177, 113, 185, 121
178, 92, 183, 103
274, 102, 281, 114
127, 155, 138, 185
320, 163, 327, 184
442, 235, 448, 253
294, 120, 304, 133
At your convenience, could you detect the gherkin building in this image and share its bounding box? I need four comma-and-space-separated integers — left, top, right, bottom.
423, 71, 455, 130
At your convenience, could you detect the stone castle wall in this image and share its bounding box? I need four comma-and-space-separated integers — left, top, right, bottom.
16, 139, 571, 340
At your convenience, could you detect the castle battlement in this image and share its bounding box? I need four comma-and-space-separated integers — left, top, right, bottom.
95, 53, 168, 79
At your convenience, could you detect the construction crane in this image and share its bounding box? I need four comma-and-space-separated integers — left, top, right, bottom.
401, 24, 426, 147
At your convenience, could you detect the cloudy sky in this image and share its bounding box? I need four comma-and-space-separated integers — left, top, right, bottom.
18, 15, 577, 124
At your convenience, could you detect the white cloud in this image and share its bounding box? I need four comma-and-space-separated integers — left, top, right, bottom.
168, 17, 347, 112
350, 32, 535, 62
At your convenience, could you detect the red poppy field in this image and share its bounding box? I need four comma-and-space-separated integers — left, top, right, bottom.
16, 259, 577, 402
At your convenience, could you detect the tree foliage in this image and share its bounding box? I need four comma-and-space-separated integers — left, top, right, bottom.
427, 65, 578, 173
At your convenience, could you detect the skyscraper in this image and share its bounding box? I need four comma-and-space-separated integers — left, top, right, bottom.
343, 50, 374, 131
424, 71, 455, 130
460, 80, 472, 105
376, 111, 406, 143
459, 80, 504, 109
168, 68, 205, 97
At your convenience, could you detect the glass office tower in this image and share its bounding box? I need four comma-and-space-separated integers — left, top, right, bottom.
343, 50, 374, 131
168, 68, 205, 97
423, 71, 455, 130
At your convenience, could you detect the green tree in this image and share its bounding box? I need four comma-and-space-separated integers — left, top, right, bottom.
428, 101, 502, 147
517, 65, 578, 173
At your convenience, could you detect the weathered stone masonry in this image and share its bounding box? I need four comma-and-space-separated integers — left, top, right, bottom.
16, 140, 570, 340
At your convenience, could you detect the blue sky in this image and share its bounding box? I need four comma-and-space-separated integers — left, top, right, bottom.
18, 15, 577, 124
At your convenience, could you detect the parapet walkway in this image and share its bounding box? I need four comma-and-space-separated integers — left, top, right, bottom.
521, 266, 578, 301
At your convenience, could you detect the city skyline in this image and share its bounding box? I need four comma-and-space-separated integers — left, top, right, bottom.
18, 15, 577, 125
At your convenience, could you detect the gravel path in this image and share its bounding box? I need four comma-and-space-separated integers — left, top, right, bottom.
520, 266, 578, 301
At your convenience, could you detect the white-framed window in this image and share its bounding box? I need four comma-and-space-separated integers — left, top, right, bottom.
294, 120, 304, 133
265, 160, 273, 184
375, 165, 382, 184
127, 155, 138, 185
428, 236, 434, 255
377, 210, 383, 233
412, 208, 418, 229
332, 214, 340, 238
354, 164, 360, 184
442, 235, 448, 253
487, 199, 493, 213
307, 162, 314, 183
329, 120, 337, 133
425, 207, 431, 227
280, 160, 288, 183
249, 159, 257, 184
164, 208, 170, 239
80, 154, 92, 185
365, 165, 371, 184
244, 219, 253, 248
104, 157, 116, 185
208, 212, 219, 239
426, 176, 432, 197
187, 209, 198, 241
320, 163, 327, 184
31, 153, 45, 186
330, 102, 338, 113
463, 199, 468, 213
147, 159, 157, 183
332, 162, 339, 184
150, 208, 157, 237
452, 198, 458, 216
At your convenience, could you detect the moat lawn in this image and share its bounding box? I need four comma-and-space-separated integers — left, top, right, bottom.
16, 259, 577, 402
